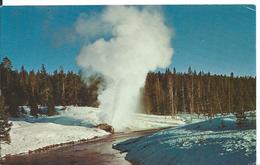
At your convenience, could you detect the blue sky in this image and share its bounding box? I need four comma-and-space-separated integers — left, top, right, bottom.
0, 5, 256, 76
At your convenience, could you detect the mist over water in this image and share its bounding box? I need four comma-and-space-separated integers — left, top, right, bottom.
76, 6, 174, 131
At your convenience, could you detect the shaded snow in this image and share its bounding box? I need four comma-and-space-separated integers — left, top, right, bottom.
114, 112, 256, 165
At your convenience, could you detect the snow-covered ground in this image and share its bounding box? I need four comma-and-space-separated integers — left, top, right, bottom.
1, 106, 184, 157
1, 107, 109, 157
114, 112, 256, 165
128, 113, 185, 130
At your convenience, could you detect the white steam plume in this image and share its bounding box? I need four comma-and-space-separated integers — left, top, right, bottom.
76, 6, 174, 131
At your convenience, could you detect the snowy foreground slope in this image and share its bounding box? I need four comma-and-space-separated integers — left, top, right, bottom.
114, 112, 256, 165
1, 106, 184, 157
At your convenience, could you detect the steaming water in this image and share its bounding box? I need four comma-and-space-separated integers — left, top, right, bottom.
76, 6, 173, 131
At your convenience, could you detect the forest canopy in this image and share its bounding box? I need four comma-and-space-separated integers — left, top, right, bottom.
143, 68, 256, 117
0, 57, 102, 117
0, 57, 256, 118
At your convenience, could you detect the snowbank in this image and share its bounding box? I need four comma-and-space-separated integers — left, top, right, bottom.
114, 113, 256, 165
1, 121, 108, 156
1, 107, 109, 156
1, 106, 184, 157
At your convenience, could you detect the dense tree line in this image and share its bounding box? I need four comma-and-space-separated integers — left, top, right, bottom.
0, 57, 102, 117
143, 67, 256, 117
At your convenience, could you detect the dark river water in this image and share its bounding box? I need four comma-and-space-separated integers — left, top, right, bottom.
2, 129, 161, 165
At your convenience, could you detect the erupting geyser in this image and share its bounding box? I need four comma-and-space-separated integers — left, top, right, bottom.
76, 6, 174, 131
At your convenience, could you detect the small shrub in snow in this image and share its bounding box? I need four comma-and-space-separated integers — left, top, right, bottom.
236, 111, 248, 128
96, 123, 114, 133
20, 107, 27, 115
220, 120, 226, 129
198, 135, 205, 144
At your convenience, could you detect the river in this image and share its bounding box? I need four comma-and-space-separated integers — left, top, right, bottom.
3, 128, 162, 165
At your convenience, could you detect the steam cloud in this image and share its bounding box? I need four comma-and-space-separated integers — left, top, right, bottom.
76, 6, 174, 131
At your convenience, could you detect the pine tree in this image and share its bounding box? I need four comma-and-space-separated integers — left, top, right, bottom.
19, 65, 29, 105
144, 72, 153, 114
187, 67, 194, 114
29, 97, 39, 117
47, 95, 56, 116
0, 94, 12, 144
59, 66, 66, 106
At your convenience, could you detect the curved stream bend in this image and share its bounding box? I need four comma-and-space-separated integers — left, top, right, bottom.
3, 128, 162, 165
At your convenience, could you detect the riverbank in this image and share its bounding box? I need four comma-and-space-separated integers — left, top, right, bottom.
114, 112, 256, 165
2, 128, 163, 165
1, 106, 185, 157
